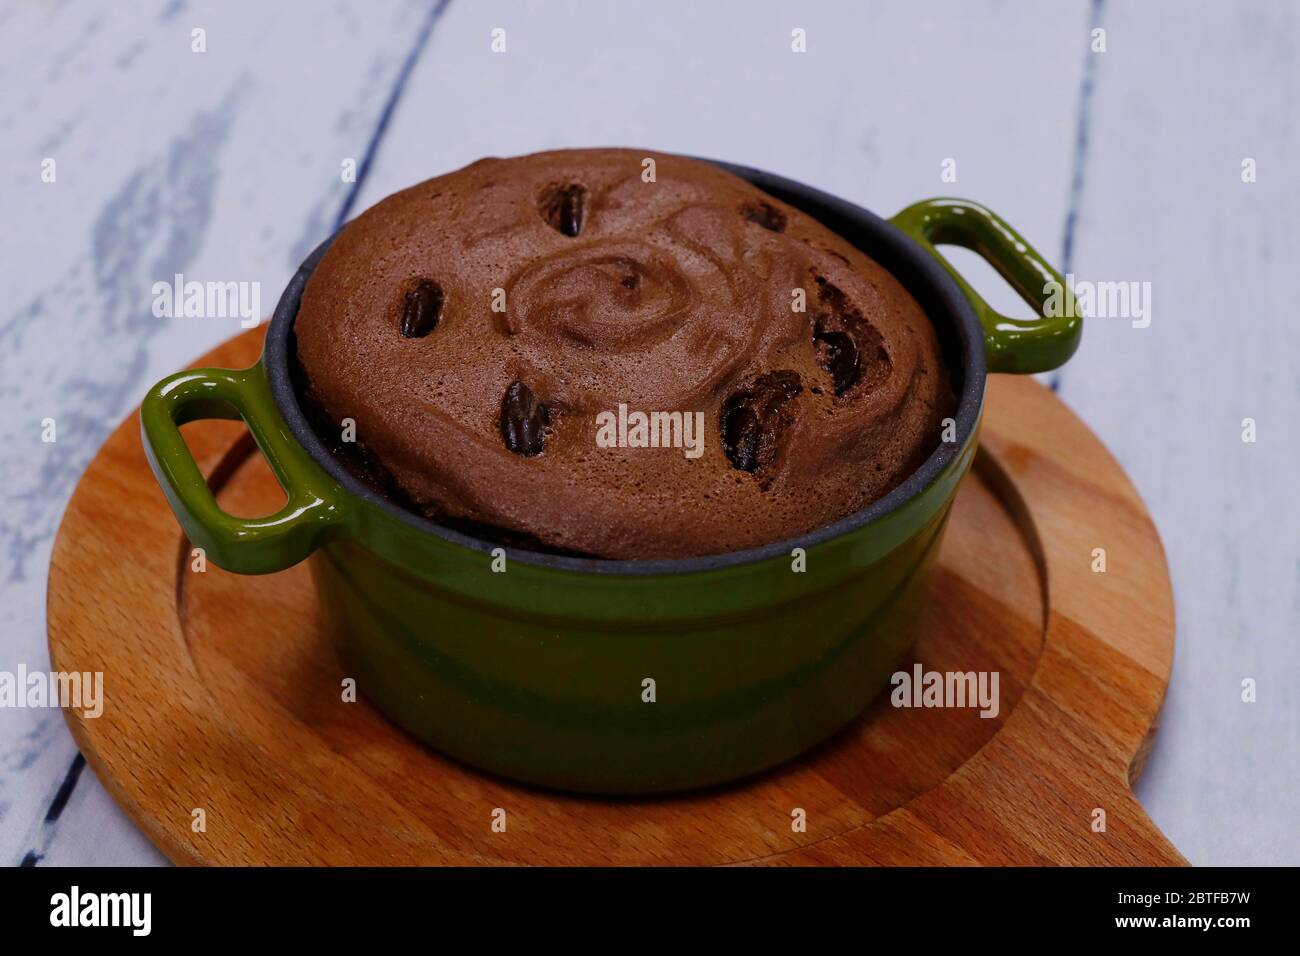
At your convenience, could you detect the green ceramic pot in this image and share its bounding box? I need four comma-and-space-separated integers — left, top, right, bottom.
141, 161, 1080, 794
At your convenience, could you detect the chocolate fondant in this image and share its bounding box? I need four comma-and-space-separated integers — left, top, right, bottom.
294, 149, 954, 559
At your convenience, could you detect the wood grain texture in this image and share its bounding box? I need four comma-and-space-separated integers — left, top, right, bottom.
47, 328, 1185, 866
0, 0, 438, 866
1053, 0, 1300, 865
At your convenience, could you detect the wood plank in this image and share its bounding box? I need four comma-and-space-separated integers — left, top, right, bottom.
1054, 0, 1300, 865
0, 0, 434, 866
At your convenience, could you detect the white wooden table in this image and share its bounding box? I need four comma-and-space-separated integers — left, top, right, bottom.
1, 0, 1295, 866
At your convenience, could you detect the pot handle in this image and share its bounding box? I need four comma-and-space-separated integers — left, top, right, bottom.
140, 364, 348, 574
890, 198, 1081, 374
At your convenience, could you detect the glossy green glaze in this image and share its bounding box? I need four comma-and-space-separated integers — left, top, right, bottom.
140, 193, 1076, 794
141, 365, 349, 574
308, 441, 969, 792
891, 198, 1081, 373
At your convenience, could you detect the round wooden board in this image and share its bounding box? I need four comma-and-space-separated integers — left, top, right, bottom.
48, 328, 1185, 866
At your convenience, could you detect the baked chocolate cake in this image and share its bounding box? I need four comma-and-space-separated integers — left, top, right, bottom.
294, 149, 954, 559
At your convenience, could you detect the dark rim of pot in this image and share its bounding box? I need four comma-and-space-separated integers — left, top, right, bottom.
264, 158, 986, 576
